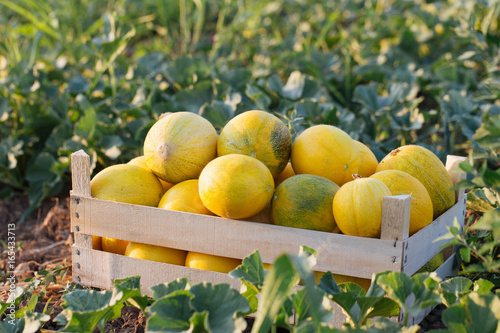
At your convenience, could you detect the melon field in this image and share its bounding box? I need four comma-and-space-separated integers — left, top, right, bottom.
0, 0, 499, 332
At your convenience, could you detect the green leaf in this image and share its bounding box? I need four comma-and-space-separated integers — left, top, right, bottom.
376, 272, 441, 318
189, 311, 211, 333
146, 292, 193, 333
291, 288, 333, 326
318, 271, 341, 295
111, 276, 142, 305
0, 317, 23, 333
150, 278, 189, 299
190, 283, 249, 333
441, 292, 500, 333
470, 208, 500, 241
176, 80, 214, 113
229, 250, 266, 291
440, 277, 473, 307
473, 113, 500, 150
218, 68, 252, 92
473, 279, 495, 294
74, 94, 97, 140
55, 289, 122, 332
251, 254, 300, 333
22, 312, 51, 333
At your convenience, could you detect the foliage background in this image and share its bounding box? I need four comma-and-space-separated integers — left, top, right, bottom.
0, 0, 499, 219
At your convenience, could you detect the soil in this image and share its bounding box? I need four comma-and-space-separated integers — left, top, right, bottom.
0, 194, 467, 332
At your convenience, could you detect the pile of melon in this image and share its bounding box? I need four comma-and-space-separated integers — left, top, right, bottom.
89, 110, 455, 281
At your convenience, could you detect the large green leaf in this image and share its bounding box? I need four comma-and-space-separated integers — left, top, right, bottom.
189, 283, 249, 333
229, 250, 266, 291
146, 292, 193, 333
441, 292, 500, 333
150, 278, 189, 300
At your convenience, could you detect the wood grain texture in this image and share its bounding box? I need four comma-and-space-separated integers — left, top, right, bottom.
70, 195, 403, 278
403, 196, 466, 275
73, 246, 242, 294
70, 150, 91, 197
380, 195, 411, 242
445, 155, 467, 202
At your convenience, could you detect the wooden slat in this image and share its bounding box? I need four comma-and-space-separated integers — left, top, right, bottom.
70, 195, 403, 279
73, 246, 241, 295
380, 195, 411, 242
402, 196, 466, 275
71, 150, 91, 197
445, 155, 467, 202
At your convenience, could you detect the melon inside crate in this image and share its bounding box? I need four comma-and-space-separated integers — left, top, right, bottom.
70, 150, 467, 326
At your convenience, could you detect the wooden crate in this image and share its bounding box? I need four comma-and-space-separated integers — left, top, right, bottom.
70, 150, 467, 326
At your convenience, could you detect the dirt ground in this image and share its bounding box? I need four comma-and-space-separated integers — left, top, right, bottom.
0, 194, 458, 332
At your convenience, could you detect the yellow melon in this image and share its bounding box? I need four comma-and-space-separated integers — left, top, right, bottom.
92, 236, 102, 251
332, 176, 392, 238
128, 155, 174, 192
415, 252, 445, 274
274, 162, 295, 187
245, 203, 273, 224
158, 179, 213, 215
198, 154, 274, 219
370, 170, 433, 235
271, 174, 340, 232
102, 237, 129, 255
291, 125, 360, 186
125, 242, 187, 265
217, 110, 292, 178
185, 252, 241, 274
143, 112, 218, 184
376, 145, 455, 218
354, 141, 378, 177
90, 164, 164, 207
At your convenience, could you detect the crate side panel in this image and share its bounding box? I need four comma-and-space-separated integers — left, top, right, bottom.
403, 195, 466, 275
73, 247, 242, 294
72, 195, 403, 279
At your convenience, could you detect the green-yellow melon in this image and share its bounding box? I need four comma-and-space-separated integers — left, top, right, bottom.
198, 154, 274, 219
90, 164, 164, 207
271, 174, 340, 232
291, 125, 360, 186
354, 141, 378, 177
332, 176, 392, 238
128, 155, 174, 192
143, 112, 218, 184
376, 145, 455, 219
415, 252, 445, 274
370, 170, 433, 235
217, 110, 292, 178
158, 179, 213, 215
274, 162, 295, 188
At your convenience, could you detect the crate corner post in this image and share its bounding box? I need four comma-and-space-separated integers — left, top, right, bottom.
70, 150, 93, 286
